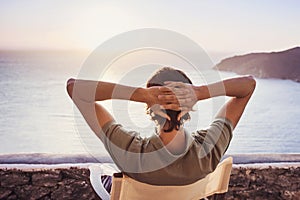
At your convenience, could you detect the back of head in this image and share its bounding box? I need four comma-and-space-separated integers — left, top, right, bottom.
146, 67, 192, 132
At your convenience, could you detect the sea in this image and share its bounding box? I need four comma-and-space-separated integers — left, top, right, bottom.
0, 50, 299, 158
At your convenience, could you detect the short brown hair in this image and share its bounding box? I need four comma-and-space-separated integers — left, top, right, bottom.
146, 67, 192, 132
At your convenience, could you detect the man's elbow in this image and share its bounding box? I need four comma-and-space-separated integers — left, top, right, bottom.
244, 75, 256, 93
66, 78, 75, 99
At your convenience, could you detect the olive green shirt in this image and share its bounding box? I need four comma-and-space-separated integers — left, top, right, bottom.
100, 118, 233, 186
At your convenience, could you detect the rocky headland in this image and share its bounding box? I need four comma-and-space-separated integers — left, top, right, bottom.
214, 47, 300, 82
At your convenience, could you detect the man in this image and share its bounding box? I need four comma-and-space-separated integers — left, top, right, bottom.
66, 67, 255, 186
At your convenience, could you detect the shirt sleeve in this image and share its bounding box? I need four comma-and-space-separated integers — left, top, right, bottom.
101, 121, 145, 152
191, 117, 233, 172
99, 121, 148, 171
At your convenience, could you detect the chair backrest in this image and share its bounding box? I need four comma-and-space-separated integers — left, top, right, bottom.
110, 157, 233, 200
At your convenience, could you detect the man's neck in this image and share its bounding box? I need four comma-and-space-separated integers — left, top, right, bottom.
159, 128, 186, 155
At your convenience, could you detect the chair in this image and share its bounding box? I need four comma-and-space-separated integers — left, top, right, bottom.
89, 157, 233, 200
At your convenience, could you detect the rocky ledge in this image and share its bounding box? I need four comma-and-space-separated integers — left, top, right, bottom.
0, 165, 299, 200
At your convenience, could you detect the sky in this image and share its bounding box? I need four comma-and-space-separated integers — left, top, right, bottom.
0, 0, 300, 56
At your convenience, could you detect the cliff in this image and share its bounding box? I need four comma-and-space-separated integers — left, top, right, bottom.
214, 47, 300, 82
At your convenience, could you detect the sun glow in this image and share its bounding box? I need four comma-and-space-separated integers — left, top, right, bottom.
69, 4, 137, 51
0, 1, 299, 52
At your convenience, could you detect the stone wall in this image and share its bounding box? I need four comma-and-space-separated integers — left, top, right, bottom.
0, 167, 100, 200
226, 166, 300, 200
0, 166, 299, 200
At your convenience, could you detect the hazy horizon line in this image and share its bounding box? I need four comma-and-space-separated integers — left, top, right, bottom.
0, 45, 297, 53
0, 46, 298, 64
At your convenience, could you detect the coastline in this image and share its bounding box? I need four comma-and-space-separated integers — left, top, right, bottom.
0, 153, 299, 199
1, 153, 300, 165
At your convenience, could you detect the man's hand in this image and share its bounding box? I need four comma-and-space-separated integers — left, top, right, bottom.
160, 81, 198, 120
145, 86, 181, 120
